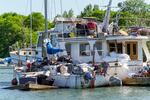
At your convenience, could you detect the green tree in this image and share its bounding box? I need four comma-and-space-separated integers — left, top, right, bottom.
119, 0, 150, 14
23, 12, 45, 31
80, 4, 93, 17
68, 9, 74, 17
62, 11, 68, 18
62, 9, 74, 18
0, 13, 24, 57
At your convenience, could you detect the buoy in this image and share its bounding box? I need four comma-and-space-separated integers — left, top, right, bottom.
11, 78, 18, 86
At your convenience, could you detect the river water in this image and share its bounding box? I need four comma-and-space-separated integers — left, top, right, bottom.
0, 69, 150, 100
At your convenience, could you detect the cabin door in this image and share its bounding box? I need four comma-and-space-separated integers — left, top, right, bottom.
125, 42, 138, 60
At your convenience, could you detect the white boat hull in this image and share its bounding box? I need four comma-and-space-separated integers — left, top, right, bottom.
51, 74, 108, 88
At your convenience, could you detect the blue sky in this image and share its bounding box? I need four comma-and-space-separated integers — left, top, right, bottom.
0, 0, 150, 20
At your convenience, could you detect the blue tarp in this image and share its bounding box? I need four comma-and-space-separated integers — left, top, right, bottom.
4, 57, 12, 63
46, 42, 63, 54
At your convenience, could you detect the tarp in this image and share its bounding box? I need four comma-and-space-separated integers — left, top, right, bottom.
4, 57, 12, 63
87, 22, 97, 30
46, 42, 63, 54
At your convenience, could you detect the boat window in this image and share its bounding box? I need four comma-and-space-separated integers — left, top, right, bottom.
143, 49, 147, 62
24, 52, 26, 55
80, 43, 90, 56
65, 43, 71, 55
109, 43, 116, 52
127, 44, 130, 55
133, 44, 137, 55
36, 51, 38, 55
109, 43, 122, 53
29, 52, 31, 55
37, 36, 42, 47
117, 43, 123, 53
95, 41, 102, 55
51, 34, 58, 47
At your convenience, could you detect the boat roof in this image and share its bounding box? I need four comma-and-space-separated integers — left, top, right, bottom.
106, 35, 149, 40
54, 17, 86, 23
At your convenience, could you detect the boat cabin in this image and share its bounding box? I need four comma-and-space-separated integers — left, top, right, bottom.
47, 18, 150, 66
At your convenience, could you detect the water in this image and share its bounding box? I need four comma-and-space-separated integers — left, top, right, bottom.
0, 69, 150, 100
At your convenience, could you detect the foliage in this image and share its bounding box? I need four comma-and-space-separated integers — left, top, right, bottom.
23, 12, 45, 31
62, 9, 74, 18
118, 0, 150, 14
0, 12, 54, 57
0, 13, 24, 57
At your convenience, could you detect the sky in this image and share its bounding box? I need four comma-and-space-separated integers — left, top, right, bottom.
0, 0, 150, 20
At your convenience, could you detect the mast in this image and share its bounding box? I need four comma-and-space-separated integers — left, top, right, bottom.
45, 0, 48, 38
30, 0, 32, 49
42, 0, 48, 58
102, 0, 112, 32
60, 0, 64, 39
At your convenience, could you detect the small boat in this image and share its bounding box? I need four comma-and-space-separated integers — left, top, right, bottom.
0, 58, 13, 69
123, 63, 150, 86
11, 70, 57, 90
123, 77, 150, 86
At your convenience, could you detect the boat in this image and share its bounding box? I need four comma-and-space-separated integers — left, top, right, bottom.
9, 47, 42, 65
122, 62, 150, 86
42, 0, 150, 87
10, 0, 56, 90
0, 57, 14, 69
12, 0, 150, 88
123, 77, 150, 86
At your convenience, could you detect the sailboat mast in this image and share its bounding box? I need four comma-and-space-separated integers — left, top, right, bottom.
42, 0, 48, 58
44, 0, 48, 38
30, 0, 32, 48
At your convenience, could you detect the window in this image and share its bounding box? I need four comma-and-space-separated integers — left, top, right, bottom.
37, 36, 42, 47
109, 43, 123, 53
80, 43, 90, 56
127, 44, 130, 55
65, 43, 71, 55
133, 44, 137, 55
117, 43, 123, 53
109, 43, 116, 52
36, 51, 38, 55
95, 41, 102, 55
24, 52, 26, 55
29, 52, 31, 55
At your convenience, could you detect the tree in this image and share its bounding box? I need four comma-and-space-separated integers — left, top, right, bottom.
93, 5, 99, 11
62, 11, 68, 18
23, 12, 45, 31
62, 9, 74, 18
0, 13, 24, 57
80, 4, 93, 17
118, 0, 150, 14
68, 9, 74, 17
